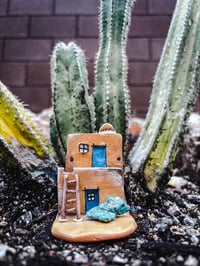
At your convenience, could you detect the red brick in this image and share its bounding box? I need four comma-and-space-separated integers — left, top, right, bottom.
9, 0, 53, 15
11, 87, 51, 112
31, 17, 75, 37
87, 60, 94, 87
133, 0, 147, 15
5, 39, 51, 61
75, 38, 98, 60
130, 86, 152, 117
148, 0, 176, 15
54, 38, 98, 61
151, 38, 165, 60
0, 17, 28, 37
27, 63, 50, 86
79, 16, 98, 37
55, 0, 98, 15
0, 40, 3, 59
129, 16, 171, 37
128, 62, 157, 85
127, 38, 149, 60
0, 0, 7, 15
0, 63, 25, 86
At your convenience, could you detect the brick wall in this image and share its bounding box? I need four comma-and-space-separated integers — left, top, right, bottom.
0, 0, 199, 116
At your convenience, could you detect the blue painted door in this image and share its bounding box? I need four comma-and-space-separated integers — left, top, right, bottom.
85, 189, 99, 212
92, 145, 106, 167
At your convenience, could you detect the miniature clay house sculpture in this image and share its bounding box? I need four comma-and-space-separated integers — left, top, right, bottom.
51, 123, 137, 242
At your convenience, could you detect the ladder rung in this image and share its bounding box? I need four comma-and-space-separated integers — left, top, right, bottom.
61, 173, 81, 219
67, 198, 76, 203
58, 216, 67, 222
67, 207, 76, 212
66, 189, 76, 193
66, 179, 76, 184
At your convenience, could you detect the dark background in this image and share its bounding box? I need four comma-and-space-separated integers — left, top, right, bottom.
0, 0, 199, 117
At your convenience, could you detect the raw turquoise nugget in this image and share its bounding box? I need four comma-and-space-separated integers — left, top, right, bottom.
86, 207, 116, 222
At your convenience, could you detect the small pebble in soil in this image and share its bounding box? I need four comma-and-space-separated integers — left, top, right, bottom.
73, 251, 89, 264
112, 254, 128, 264
184, 255, 199, 266
155, 217, 173, 232
0, 244, 16, 259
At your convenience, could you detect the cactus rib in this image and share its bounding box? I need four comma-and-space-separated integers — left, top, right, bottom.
50, 42, 95, 165
94, 0, 135, 143
0, 81, 57, 180
129, 0, 200, 191
0, 81, 51, 158
49, 114, 66, 166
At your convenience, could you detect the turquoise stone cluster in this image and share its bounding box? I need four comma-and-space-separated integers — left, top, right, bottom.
86, 197, 130, 222
86, 207, 116, 222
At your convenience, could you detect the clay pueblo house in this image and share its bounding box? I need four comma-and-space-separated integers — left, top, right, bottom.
57, 123, 126, 221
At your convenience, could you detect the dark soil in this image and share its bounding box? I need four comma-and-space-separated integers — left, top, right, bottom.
0, 113, 200, 266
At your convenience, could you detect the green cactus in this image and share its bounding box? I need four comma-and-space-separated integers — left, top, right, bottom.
50, 42, 96, 165
129, 0, 200, 192
50, 0, 135, 164
0, 81, 57, 181
50, 113, 66, 166
94, 0, 134, 142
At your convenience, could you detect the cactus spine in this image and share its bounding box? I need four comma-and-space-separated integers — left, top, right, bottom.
0, 81, 56, 180
50, 42, 95, 165
129, 0, 200, 192
94, 0, 134, 142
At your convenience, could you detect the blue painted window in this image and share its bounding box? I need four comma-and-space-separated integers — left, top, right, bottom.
85, 189, 99, 212
92, 145, 106, 167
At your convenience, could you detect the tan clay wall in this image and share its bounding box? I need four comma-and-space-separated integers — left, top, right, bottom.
66, 132, 123, 171
76, 168, 125, 213
58, 168, 125, 215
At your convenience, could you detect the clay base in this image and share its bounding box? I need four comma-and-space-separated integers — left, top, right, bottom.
51, 213, 137, 242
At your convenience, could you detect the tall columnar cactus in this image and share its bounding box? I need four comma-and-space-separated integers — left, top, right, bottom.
94, 0, 134, 142
50, 0, 135, 165
50, 42, 95, 165
0, 81, 57, 181
129, 0, 200, 192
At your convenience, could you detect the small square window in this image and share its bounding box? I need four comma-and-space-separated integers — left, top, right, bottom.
88, 193, 95, 201
79, 143, 89, 153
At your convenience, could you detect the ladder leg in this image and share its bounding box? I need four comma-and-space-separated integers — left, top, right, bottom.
60, 172, 68, 221
57, 167, 64, 217
74, 173, 82, 222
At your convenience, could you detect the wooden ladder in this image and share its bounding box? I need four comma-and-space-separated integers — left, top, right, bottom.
60, 173, 82, 221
